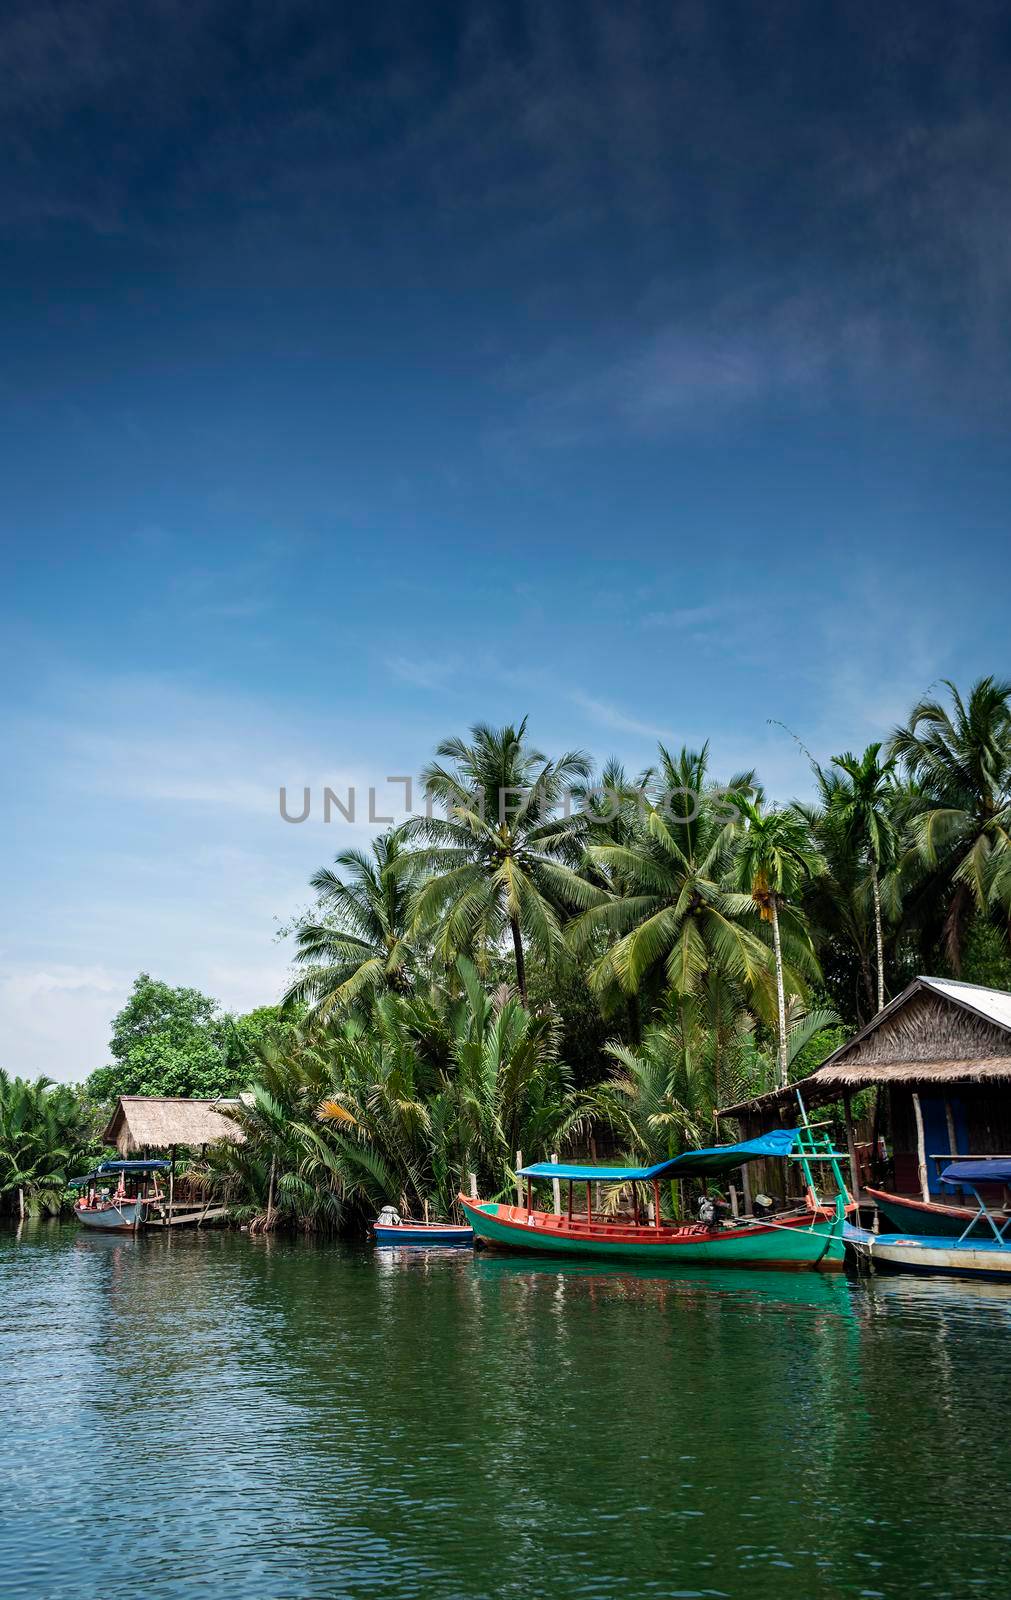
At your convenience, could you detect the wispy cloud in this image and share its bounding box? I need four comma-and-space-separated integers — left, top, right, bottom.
566, 690, 673, 742
641, 603, 725, 630
387, 654, 463, 693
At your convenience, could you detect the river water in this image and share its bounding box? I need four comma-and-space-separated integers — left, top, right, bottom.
2, 1223, 1009, 1600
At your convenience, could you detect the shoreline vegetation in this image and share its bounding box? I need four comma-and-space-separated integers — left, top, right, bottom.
4, 676, 1011, 1236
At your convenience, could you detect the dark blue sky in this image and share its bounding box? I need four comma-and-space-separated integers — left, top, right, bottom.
3, 1, 1010, 1076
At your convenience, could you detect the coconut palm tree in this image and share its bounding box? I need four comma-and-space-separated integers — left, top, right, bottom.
888, 677, 1011, 970
568, 745, 781, 1013
283, 826, 426, 1019
406, 720, 595, 1002
735, 800, 823, 1086
826, 744, 900, 1014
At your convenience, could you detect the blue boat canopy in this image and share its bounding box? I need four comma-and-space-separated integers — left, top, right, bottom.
518, 1129, 798, 1183
68, 1159, 171, 1186
941, 1159, 1011, 1186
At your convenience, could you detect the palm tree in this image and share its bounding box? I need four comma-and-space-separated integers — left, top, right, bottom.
888, 677, 1011, 970
569, 745, 779, 1012
284, 826, 425, 1019
735, 800, 822, 1086
826, 744, 899, 1014
407, 720, 595, 1002
0, 1071, 83, 1220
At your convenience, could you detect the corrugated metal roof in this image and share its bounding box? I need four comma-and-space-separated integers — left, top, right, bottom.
918, 977, 1011, 1033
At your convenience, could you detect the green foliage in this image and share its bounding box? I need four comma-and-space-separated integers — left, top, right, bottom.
406, 718, 596, 1000
0, 1071, 91, 1218
941, 916, 1011, 992
86, 973, 245, 1105
283, 828, 427, 1019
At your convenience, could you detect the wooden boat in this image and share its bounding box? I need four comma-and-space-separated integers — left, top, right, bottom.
459, 1131, 848, 1272
854, 1160, 1011, 1282
372, 1205, 473, 1245
864, 1186, 1007, 1239
69, 1159, 170, 1232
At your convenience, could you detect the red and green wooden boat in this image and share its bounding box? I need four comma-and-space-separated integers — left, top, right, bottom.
459, 1131, 847, 1272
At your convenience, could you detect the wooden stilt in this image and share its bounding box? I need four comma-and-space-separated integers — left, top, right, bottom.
945, 1099, 958, 1157
842, 1090, 861, 1202
551, 1152, 561, 1216
912, 1091, 930, 1203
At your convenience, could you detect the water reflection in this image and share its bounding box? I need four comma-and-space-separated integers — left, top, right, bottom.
2, 1224, 1010, 1600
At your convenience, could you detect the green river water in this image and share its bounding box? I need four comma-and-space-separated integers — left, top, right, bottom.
2, 1223, 1009, 1600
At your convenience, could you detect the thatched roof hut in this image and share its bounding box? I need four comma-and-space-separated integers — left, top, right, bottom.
719, 976, 1011, 1204
102, 1096, 246, 1156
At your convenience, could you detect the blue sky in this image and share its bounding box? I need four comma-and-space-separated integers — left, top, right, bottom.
3, 1, 1010, 1080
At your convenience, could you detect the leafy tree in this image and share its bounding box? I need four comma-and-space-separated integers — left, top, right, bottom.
86, 973, 236, 1103
889, 676, 1011, 970
735, 800, 822, 1086
407, 719, 594, 1002
283, 827, 426, 1019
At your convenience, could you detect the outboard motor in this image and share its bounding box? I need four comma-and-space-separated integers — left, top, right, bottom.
376, 1206, 401, 1228
752, 1193, 774, 1219
698, 1194, 730, 1228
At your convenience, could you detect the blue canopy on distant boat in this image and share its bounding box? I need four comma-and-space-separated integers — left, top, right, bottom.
518, 1129, 799, 1183
941, 1160, 1011, 1186
68, 1159, 171, 1186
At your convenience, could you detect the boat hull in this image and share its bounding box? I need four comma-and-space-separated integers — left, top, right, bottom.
373, 1222, 473, 1246
75, 1200, 146, 1232
861, 1234, 1011, 1281
458, 1197, 845, 1271
865, 1187, 1004, 1238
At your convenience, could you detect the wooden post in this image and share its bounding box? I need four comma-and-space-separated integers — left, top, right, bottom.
265, 1155, 276, 1232
168, 1149, 175, 1227
944, 1099, 958, 1157
740, 1164, 752, 1215
526, 1178, 533, 1213
652, 1178, 661, 1231
567, 1180, 573, 1221
911, 1091, 930, 1203
423, 1197, 430, 1224
585, 1181, 592, 1223
729, 1184, 739, 1219
842, 1090, 861, 1202
469, 1171, 478, 1200
551, 1153, 561, 1216
515, 1151, 524, 1210
631, 1184, 640, 1227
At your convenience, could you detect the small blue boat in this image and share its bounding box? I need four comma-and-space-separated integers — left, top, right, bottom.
854, 1159, 1011, 1281
69, 1159, 171, 1232
372, 1207, 473, 1246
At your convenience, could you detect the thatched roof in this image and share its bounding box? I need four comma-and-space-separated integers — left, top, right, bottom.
103, 1097, 246, 1155
718, 975, 1011, 1120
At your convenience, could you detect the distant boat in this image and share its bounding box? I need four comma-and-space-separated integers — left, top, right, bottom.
372, 1207, 473, 1246
69, 1160, 171, 1232
854, 1160, 1011, 1281
458, 1131, 848, 1272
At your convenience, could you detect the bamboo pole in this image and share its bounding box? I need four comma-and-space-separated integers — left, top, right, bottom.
550, 1153, 561, 1216
911, 1091, 930, 1203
